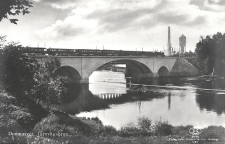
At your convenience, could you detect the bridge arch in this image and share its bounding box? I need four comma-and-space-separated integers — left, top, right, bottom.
89, 59, 153, 79
54, 66, 81, 83
158, 66, 169, 77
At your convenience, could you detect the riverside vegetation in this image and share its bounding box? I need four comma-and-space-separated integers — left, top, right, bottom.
1, 91, 225, 144
183, 32, 225, 77
0, 37, 225, 143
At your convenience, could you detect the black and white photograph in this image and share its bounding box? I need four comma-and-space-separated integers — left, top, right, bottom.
0, 0, 225, 143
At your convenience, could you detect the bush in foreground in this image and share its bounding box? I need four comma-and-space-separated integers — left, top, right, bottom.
153, 119, 173, 136
119, 117, 173, 137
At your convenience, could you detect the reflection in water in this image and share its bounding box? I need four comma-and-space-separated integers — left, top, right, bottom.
54, 84, 109, 113
196, 90, 225, 115
57, 71, 225, 129
89, 71, 126, 95
168, 92, 171, 110
95, 93, 122, 100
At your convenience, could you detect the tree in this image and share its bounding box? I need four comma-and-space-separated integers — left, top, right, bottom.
1, 37, 68, 111
195, 32, 225, 77
0, 35, 6, 82
0, 35, 7, 48
0, 0, 32, 24
0, 42, 38, 97
33, 56, 68, 111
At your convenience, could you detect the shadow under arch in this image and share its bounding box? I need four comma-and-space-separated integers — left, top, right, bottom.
96, 59, 152, 74
89, 59, 153, 84
158, 66, 169, 77
54, 66, 81, 83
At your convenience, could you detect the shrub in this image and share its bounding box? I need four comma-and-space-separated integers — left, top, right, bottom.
0, 93, 24, 133
0, 44, 38, 98
33, 111, 112, 138
98, 125, 117, 136
10, 108, 34, 128
137, 116, 152, 131
0, 91, 47, 131
32, 56, 68, 112
153, 119, 173, 136
119, 126, 140, 137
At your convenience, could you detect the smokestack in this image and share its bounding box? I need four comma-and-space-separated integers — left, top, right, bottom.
167, 26, 171, 56
168, 26, 171, 45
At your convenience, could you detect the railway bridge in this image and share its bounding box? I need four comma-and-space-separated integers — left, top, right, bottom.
34, 56, 200, 83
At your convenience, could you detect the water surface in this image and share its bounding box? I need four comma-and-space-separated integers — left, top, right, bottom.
59, 71, 225, 130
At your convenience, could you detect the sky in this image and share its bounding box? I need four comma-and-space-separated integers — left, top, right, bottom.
1, 0, 225, 52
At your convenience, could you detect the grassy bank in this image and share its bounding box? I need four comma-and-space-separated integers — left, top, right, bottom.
0, 92, 225, 144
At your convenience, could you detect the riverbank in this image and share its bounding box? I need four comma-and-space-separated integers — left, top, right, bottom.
1, 92, 225, 144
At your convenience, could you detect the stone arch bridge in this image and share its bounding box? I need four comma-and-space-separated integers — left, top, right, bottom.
34, 56, 200, 83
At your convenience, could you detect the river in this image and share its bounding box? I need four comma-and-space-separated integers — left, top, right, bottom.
56, 71, 225, 130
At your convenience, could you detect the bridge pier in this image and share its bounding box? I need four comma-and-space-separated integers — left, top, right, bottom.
152, 73, 159, 78
80, 78, 89, 83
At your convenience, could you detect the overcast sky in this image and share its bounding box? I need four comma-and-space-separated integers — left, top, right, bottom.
1, 0, 225, 52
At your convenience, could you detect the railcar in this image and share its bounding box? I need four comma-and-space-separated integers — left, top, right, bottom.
22, 47, 46, 56
22, 47, 165, 57
47, 48, 77, 56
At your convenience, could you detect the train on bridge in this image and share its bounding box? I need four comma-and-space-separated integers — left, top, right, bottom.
19, 47, 164, 57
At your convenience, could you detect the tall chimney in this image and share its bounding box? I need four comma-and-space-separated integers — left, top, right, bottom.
167, 26, 171, 56
168, 26, 170, 44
